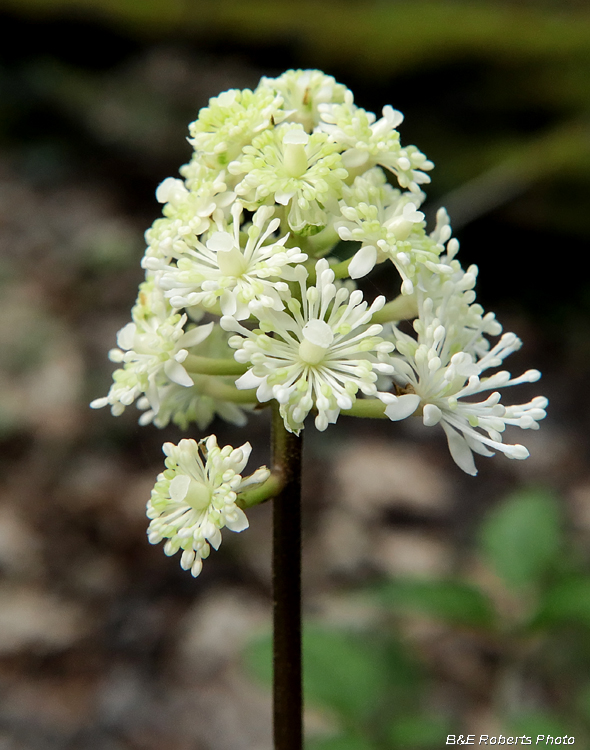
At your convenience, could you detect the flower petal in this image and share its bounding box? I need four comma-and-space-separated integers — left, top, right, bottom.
383, 394, 420, 421
164, 359, 194, 387
169, 474, 191, 503
116, 323, 136, 351
441, 422, 477, 476
180, 322, 214, 348
225, 507, 249, 532
220, 289, 237, 316
423, 403, 442, 426
235, 370, 263, 390
349, 245, 377, 279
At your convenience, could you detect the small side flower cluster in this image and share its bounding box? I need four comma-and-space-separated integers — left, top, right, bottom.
91, 69, 547, 575
147, 437, 269, 576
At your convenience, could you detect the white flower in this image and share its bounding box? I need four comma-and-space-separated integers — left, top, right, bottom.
188, 86, 282, 171
413, 241, 503, 359
379, 291, 548, 475
155, 203, 307, 319
137, 325, 251, 430
142, 171, 235, 268
260, 69, 348, 131
229, 123, 348, 234
90, 281, 213, 416
335, 168, 442, 291
137, 379, 250, 430
318, 91, 433, 192
221, 259, 395, 434
147, 436, 270, 577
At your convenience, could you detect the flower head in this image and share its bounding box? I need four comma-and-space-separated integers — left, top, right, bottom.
222, 259, 394, 433
188, 86, 282, 171
229, 123, 348, 234
318, 91, 433, 191
143, 172, 235, 268
260, 69, 348, 131
155, 203, 307, 319
147, 436, 270, 577
90, 280, 213, 416
378, 282, 548, 475
335, 168, 435, 290
137, 325, 251, 430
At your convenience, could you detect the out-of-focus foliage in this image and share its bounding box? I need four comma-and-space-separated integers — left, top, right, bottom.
4, 0, 590, 67
246, 489, 590, 748
479, 488, 562, 590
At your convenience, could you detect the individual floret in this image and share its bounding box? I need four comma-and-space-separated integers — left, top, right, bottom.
147, 436, 270, 577
229, 123, 348, 234
260, 69, 349, 131
90, 280, 213, 416
335, 168, 446, 292
188, 86, 283, 171
318, 91, 433, 192
378, 291, 548, 475
137, 325, 251, 430
143, 172, 235, 267
222, 259, 395, 434
156, 203, 307, 319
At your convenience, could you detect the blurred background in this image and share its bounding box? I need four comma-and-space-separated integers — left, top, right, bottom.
0, 1, 589, 748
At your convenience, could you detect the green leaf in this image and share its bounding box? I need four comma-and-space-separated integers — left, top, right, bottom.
377, 579, 496, 628
532, 577, 590, 629
302, 628, 389, 723
387, 714, 452, 749
244, 627, 391, 724
243, 632, 273, 686
479, 488, 562, 589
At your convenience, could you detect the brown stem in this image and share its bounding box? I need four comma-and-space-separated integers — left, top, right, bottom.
271, 401, 303, 750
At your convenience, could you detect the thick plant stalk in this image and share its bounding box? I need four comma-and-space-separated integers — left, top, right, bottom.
271, 401, 303, 750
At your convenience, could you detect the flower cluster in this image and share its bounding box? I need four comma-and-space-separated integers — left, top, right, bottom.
92, 69, 547, 574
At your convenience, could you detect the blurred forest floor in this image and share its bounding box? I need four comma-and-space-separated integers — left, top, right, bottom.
0, 1, 590, 748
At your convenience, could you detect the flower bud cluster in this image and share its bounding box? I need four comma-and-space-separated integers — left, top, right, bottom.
91, 69, 548, 573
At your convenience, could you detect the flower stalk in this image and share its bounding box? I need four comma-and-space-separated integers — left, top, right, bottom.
271, 401, 303, 750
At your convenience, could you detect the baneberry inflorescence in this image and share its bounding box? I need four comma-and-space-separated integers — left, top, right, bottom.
92, 68, 547, 575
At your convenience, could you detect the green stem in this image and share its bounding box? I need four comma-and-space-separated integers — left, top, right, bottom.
271, 401, 303, 750
342, 399, 388, 419
331, 257, 353, 279
236, 472, 284, 509
371, 293, 418, 324
188, 376, 257, 404
183, 354, 247, 376
307, 224, 340, 256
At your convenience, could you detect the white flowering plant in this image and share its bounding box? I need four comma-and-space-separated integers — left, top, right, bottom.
92, 68, 547, 581
91, 68, 548, 746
